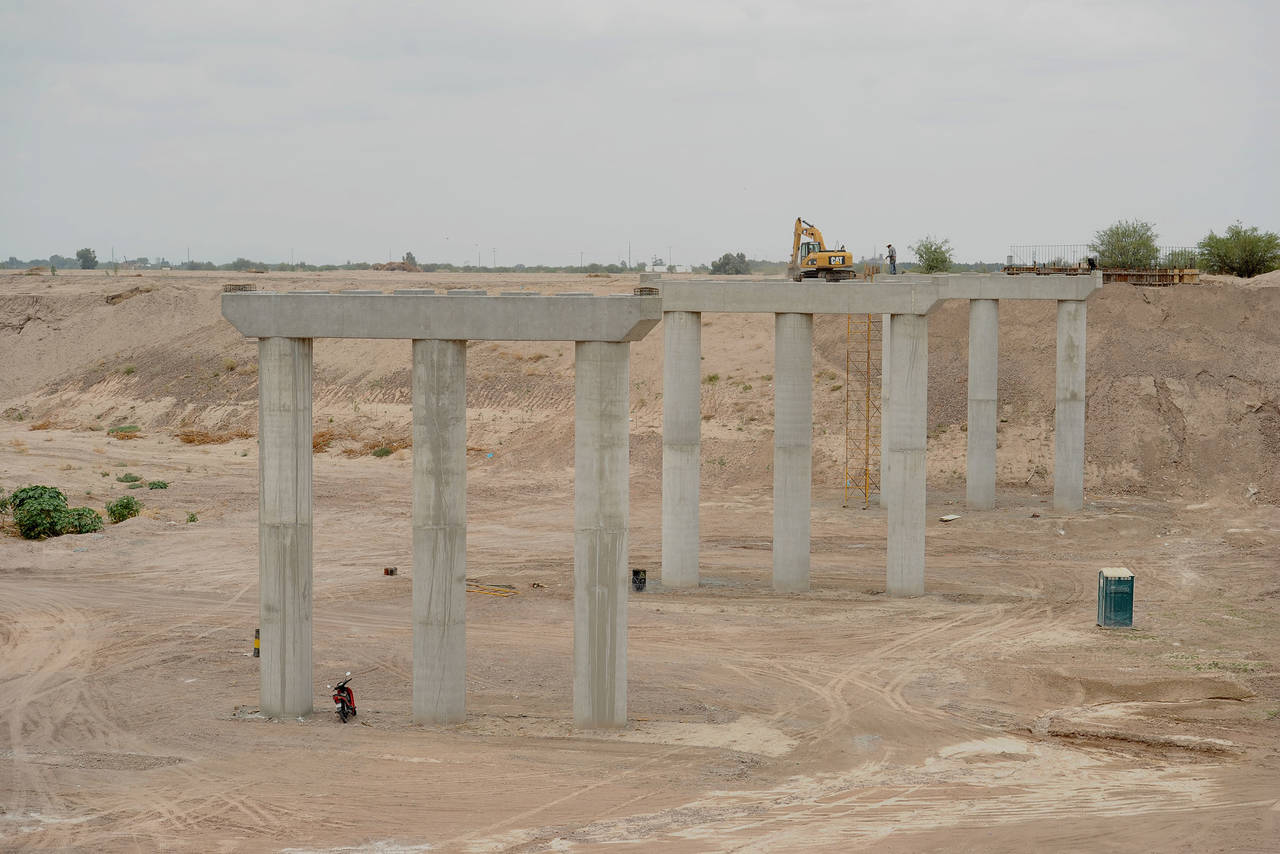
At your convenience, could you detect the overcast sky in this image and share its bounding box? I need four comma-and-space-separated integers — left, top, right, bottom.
2, 0, 1276, 266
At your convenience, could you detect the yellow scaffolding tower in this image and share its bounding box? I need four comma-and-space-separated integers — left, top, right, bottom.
844, 265, 882, 507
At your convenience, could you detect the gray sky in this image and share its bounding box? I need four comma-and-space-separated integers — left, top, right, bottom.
2, 0, 1276, 266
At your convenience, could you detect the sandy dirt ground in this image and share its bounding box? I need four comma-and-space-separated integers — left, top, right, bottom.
1, 270, 1278, 852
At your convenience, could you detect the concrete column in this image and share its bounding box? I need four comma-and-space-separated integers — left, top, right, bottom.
258, 336, 313, 718
773, 313, 813, 592
885, 314, 927, 597
966, 299, 999, 510
661, 311, 701, 588
412, 339, 467, 725
1054, 300, 1087, 511
880, 313, 890, 506
574, 341, 630, 728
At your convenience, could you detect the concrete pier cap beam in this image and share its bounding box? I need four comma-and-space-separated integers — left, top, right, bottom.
222, 292, 662, 342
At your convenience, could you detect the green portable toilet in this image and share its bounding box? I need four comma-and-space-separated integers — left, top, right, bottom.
1097, 567, 1134, 628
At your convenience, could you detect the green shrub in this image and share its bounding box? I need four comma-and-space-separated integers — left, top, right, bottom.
60, 506, 104, 534
116, 473, 142, 483
146, 480, 169, 489
371, 447, 392, 458
11, 486, 69, 539
1197, 222, 1280, 278
107, 425, 139, 435
127, 482, 144, 489
186, 512, 198, 523
910, 235, 954, 273
8, 485, 64, 511
1089, 219, 1159, 268
106, 496, 143, 524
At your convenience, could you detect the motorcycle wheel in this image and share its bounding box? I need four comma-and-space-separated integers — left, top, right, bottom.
339, 706, 349, 723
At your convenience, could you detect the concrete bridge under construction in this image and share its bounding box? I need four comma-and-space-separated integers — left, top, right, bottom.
221, 270, 1100, 728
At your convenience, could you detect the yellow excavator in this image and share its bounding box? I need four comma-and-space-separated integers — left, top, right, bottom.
787, 217, 855, 282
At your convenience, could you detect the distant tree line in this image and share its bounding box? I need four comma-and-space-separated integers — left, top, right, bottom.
9, 223, 1275, 278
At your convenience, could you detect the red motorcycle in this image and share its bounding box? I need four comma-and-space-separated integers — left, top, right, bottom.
328, 672, 357, 723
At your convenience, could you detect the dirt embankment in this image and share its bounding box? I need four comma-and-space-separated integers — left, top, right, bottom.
2, 270, 1279, 501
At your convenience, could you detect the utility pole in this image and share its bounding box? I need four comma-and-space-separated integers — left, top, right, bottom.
491, 248, 496, 267
579, 250, 584, 268
628, 241, 631, 269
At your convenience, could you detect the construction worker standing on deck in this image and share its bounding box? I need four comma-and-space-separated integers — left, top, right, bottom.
886, 244, 897, 275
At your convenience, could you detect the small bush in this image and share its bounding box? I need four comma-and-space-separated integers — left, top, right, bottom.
147, 480, 169, 489
122, 365, 136, 375
910, 235, 954, 273
107, 425, 140, 436
11, 486, 69, 539
704, 373, 720, 384
371, 446, 393, 458
186, 512, 198, 523
60, 506, 104, 534
116, 473, 142, 483
106, 496, 143, 524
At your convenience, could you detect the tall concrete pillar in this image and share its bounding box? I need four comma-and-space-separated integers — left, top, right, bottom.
966, 299, 999, 510
880, 313, 891, 506
574, 341, 630, 728
412, 339, 467, 724
661, 311, 701, 588
773, 313, 813, 592
258, 336, 313, 717
885, 314, 927, 597
1054, 300, 1087, 511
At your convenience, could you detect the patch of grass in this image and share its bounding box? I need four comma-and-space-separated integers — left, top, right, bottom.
740, 383, 752, 391
342, 437, 411, 458
105, 496, 142, 524
1193, 660, 1262, 673
126, 483, 144, 489
186, 512, 198, 523
121, 365, 136, 375
116, 473, 142, 483
761, 374, 772, 381
830, 384, 842, 392
223, 358, 237, 372
176, 428, 253, 445
703, 373, 720, 384
108, 425, 141, 440
146, 480, 169, 490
